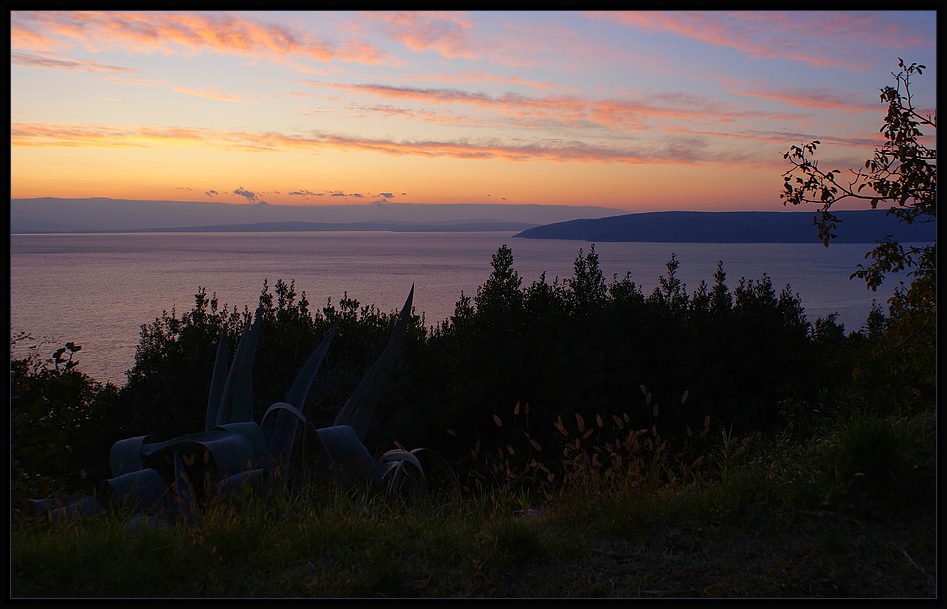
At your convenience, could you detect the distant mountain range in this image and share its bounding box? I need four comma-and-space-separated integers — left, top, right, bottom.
11, 200, 935, 243
113, 220, 539, 233
514, 210, 936, 244
9, 197, 619, 233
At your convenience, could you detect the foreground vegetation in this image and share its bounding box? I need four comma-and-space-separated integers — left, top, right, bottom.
12, 404, 935, 598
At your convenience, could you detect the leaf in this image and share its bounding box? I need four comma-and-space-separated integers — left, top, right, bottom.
316, 425, 377, 489
173, 451, 201, 525
215, 468, 265, 496
204, 325, 229, 432
141, 430, 256, 480
109, 435, 152, 477
343, 285, 415, 442
216, 315, 260, 425
104, 468, 169, 511
269, 323, 339, 471
229, 309, 262, 424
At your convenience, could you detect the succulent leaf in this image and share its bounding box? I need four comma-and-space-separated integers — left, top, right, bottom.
204, 325, 229, 432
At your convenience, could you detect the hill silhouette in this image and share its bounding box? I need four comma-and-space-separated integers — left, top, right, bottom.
514, 210, 936, 243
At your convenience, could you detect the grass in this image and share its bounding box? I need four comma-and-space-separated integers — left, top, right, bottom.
11, 408, 936, 598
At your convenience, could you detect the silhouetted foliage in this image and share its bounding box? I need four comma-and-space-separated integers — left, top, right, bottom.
15, 246, 884, 496
11, 334, 125, 498
782, 58, 935, 297
781, 58, 935, 416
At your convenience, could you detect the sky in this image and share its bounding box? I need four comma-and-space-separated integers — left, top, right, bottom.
10, 11, 938, 213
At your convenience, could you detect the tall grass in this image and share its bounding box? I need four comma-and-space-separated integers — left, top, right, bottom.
13, 405, 935, 598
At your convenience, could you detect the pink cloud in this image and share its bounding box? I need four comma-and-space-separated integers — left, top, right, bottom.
590, 11, 933, 71
11, 51, 139, 73
367, 11, 480, 60
724, 81, 880, 113
410, 70, 581, 93
10, 11, 394, 66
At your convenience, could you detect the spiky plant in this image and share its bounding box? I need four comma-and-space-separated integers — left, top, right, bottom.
36, 287, 457, 525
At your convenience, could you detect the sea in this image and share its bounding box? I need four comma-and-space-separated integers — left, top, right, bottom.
10, 231, 905, 387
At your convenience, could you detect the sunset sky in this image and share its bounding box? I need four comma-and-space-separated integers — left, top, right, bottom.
10, 11, 937, 212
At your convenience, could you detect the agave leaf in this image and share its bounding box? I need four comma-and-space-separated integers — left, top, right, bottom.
379, 448, 425, 473
216, 311, 262, 427
104, 468, 169, 511
204, 325, 229, 432
410, 447, 461, 501
124, 515, 173, 533
109, 435, 152, 477
261, 402, 306, 427
229, 308, 262, 423
339, 285, 414, 441
316, 425, 378, 489
216, 316, 252, 427
284, 321, 339, 411
215, 468, 265, 496
263, 401, 308, 468
173, 451, 201, 525
269, 323, 339, 470
141, 430, 256, 479
216, 421, 269, 462
333, 359, 378, 428
299, 419, 335, 480
29, 494, 106, 522
386, 459, 426, 502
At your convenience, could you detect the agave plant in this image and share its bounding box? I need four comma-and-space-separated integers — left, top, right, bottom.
52, 286, 458, 525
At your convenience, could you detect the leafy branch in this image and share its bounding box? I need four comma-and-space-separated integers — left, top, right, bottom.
781, 59, 936, 291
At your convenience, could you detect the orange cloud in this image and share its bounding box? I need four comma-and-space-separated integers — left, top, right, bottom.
172, 85, 255, 104
10, 11, 394, 66
367, 11, 480, 60
11, 121, 759, 166
305, 82, 807, 129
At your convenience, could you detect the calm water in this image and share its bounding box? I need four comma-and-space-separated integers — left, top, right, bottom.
11, 231, 900, 386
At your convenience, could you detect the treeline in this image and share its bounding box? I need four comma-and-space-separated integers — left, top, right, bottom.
12, 244, 932, 498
